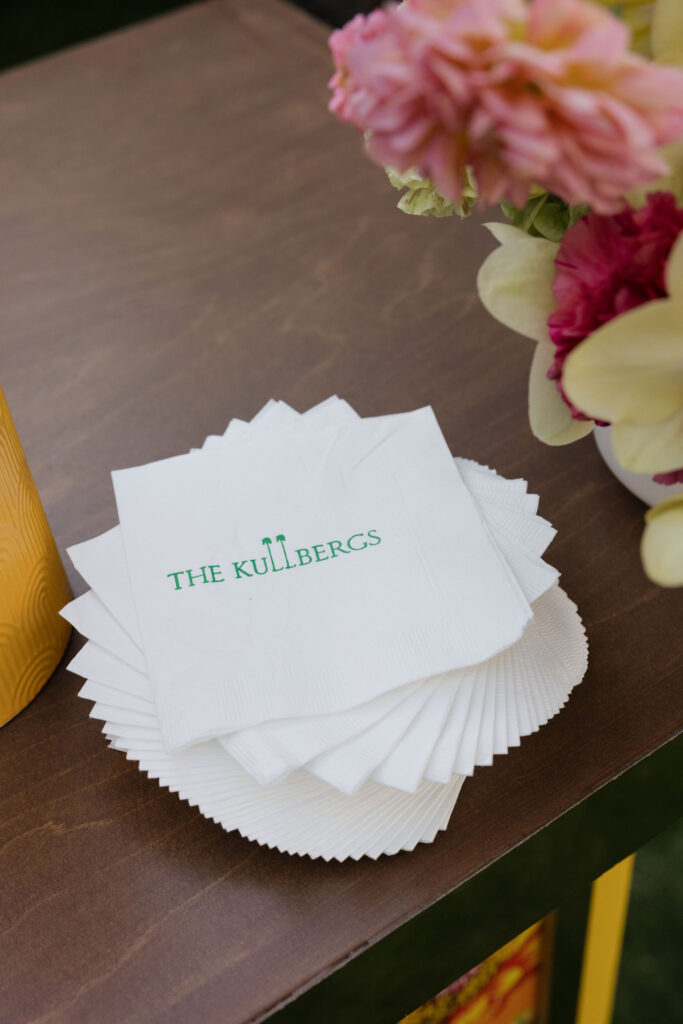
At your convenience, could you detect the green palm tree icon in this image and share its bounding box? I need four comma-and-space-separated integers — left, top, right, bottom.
276, 533, 293, 569
261, 536, 277, 571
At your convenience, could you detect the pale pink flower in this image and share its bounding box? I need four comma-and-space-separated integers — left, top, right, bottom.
328, 0, 683, 212
328, 10, 392, 123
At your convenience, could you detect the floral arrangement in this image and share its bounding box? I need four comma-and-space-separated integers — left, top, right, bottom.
328, 0, 683, 587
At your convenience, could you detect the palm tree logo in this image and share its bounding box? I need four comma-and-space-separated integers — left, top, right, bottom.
261, 533, 293, 572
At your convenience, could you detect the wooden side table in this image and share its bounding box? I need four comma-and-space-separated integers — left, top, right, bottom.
0, 3, 680, 1022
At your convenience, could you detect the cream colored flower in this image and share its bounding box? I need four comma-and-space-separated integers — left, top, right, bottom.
641, 496, 683, 586
476, 223, 595, 445
562, 233, 683, 588
479, 223, 683, 586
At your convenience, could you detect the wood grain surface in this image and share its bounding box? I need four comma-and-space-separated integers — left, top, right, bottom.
0, 2, 681, 1022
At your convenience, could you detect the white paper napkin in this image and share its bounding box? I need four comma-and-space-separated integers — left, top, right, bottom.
62, 397, 588, 859
111, 406, 533, 749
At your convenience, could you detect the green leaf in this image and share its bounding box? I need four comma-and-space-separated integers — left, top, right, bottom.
568, 203, 590, 227
532, 202, 570, 242
501, 193, 588, 242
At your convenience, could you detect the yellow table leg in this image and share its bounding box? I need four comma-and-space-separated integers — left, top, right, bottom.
574, 854, 636, 1024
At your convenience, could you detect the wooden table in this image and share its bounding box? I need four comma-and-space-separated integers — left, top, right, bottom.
0, 3, 681, 1023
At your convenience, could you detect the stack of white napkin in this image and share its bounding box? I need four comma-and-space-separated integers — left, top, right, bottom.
62, 397, 587, 860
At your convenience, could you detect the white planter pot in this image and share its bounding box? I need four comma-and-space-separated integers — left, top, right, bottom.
594, 425, 683, 508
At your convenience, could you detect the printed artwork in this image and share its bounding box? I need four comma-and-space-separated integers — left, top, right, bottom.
400, 921, 545, 1024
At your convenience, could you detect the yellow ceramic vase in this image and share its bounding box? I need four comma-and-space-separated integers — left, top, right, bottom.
0, 387, 72, 726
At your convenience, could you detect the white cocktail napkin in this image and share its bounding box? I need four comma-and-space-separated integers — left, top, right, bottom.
111, 406, 533, 749
62, 398, 588, 860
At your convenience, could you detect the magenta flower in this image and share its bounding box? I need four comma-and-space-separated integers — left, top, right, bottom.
653, 469, 683, 485
328, 0, 683, 212
548, 191, 683, 418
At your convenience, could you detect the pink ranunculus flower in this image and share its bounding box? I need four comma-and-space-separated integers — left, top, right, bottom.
327, 0, 683, 212
328, 9, 392, 123
547, 191, 683, 419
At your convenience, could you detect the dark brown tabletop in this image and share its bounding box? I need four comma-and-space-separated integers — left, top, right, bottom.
0, 2, 681, 1023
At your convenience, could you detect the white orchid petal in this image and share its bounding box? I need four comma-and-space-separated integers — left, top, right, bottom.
641, 496, 683, 588
563, 300, 683, 426
665, 232, 683, 300
528, 343, 594, 446
477, 234, 559, 343
482, 222, 530, 246
612, 408, 683, 474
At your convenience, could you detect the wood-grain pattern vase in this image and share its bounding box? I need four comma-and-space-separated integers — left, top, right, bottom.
0, 387, 72, 725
